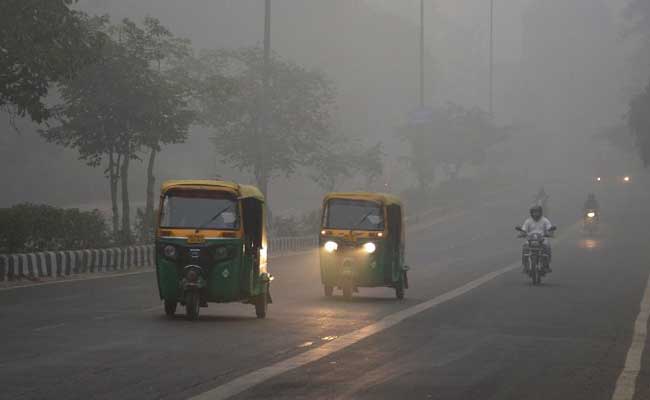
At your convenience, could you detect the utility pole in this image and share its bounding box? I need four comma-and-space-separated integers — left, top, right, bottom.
419, 0, 424, 107
489, 0, 494, 117
259, 0, 271, 197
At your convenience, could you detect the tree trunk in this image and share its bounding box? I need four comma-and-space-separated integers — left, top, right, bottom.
109, 152, 120, 238
144, 147, 157, 242
120, 155, 132, 244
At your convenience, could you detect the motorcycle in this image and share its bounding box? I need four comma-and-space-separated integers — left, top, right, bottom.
583, 209, 599, 234
515, 226, 556, 285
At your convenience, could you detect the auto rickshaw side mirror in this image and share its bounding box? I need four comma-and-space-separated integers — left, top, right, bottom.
549, 226, 557, 232
515, 226, 524, 232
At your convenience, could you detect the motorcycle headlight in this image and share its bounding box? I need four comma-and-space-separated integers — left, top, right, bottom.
163, 244, 177, 259
363, 242, 376, 254
587, 212, 596, 218
324, 241, 338, 253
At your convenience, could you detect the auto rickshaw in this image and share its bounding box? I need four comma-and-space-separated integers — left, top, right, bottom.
155, 180, 272, 320
319, 192, 408, 299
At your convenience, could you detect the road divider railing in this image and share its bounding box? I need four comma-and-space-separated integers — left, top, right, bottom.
269, 236, 318, 257
0, 236, 318, 282
0, 246, 154, 282
0, 208, 457, 283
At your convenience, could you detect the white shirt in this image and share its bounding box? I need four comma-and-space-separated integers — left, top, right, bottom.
521, 217, 553, 235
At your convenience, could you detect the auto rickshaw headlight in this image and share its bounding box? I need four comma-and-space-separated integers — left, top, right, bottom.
163, 245, 177, 259
587, 212, 596, 218
363, 242, 376, 254
213, 246, 229, 260
324, 241, 338, 253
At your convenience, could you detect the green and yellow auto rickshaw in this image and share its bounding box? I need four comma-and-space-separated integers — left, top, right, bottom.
319, 192, 408, 300
155, 180, 272, 320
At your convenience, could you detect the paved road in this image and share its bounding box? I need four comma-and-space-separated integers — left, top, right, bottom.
1, 186, 648, 400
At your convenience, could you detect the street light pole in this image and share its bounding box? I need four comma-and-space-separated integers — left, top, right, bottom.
259, 0, 271, 197
489, 0, 494, 117
419, 0, 424, 108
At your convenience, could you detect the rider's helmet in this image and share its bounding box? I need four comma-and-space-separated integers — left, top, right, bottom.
530, 205, 543, 221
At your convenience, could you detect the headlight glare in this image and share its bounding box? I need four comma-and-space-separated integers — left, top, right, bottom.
324, 241, 338, 253
363, 242, 376, 254
587, 212, 595, 218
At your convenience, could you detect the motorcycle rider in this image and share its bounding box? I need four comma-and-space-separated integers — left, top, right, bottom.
520, 205, 554, 272
535, 187, 550, 215
584, 193, 600, 216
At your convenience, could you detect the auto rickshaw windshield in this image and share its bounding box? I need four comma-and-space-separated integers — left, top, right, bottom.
323, 199, 384, 231
160, 190, 240, 230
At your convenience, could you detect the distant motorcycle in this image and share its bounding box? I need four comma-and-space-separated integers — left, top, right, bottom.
583, 209, 599, 234
516, 226, 556, 285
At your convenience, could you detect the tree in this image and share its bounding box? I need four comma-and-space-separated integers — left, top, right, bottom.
117, 17, 195, 241
43, 34, 145, 239
196, 47, 337, 201
399, 102, 507, 189
309, 140, 384, 192
628, 80, 650, 167
0, 0, 104, 125
43, 18, 194, 243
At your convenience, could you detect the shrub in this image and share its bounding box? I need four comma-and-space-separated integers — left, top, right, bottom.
0, 203, 110, 254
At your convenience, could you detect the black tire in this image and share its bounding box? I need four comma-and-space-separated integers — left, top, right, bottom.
395, 273, 405, 300
255, 284, 269, 319
324, 285, 334, 297
531, 262, 541, 285
185, 292, 200, 321
342, 281, 353, 300
164, 300, 177, 317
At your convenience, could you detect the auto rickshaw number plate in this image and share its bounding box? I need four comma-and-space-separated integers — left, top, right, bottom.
187, 234, 206, 244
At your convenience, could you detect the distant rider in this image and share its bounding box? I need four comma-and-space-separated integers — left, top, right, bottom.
584, 193, 600, 215
535, 187, 549, 212
520, 205, 554, 272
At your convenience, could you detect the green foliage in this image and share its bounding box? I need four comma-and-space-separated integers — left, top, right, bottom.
309, 140, 384, 191
42, 17, 195, 243
0, 0, 105, 123
196, 47, 337, 194
399, 102, 507, 188
628, 79, 650, 167
0, 203, 110, 254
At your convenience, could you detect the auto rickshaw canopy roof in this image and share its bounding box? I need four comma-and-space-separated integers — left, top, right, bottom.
161, 180, 265, 202
323, 192, 402, 207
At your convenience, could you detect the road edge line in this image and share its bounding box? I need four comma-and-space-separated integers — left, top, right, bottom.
611, 272, 650, 400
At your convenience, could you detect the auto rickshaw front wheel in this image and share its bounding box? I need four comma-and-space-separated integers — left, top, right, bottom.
164, 300, 177, 317
341, 282, 353, 300
185, 292, 200, 321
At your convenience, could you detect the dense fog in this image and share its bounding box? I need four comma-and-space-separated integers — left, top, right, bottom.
1, 0, 647, 219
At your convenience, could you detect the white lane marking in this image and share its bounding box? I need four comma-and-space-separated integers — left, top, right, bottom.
188, 262, 519, 400
33, 323, 65, 332
611, 272, 650, 400
0, 270, 153, 292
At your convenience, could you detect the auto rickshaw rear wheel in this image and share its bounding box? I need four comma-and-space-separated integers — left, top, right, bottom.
164, 300, 177, 317
395, 273, 405, 300
255, 284, 269, 319
185, 292, 200, 321
324, 285, 333, 297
